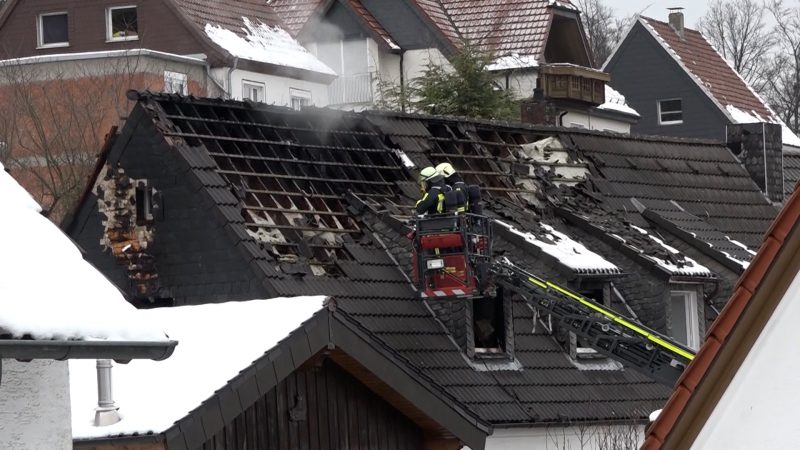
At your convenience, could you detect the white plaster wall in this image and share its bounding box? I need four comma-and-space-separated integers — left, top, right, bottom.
483, 424, 645, 450
692, 268, 800, 449
403, 48, 450, 81
562, 110, 631, 133
495, 71, 538, 100
210, 68, 329, 107
0, 359, 71, 449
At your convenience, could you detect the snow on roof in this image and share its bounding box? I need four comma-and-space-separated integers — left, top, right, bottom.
0, 162, 166, 342
629, 225, 713, 277
495, 221, 619, 273
719, 236, 756, 270
70, 296, 327, 439
394, 149, 415, 168
487, 53, 538, 71
597, 85, 639, 117
725, 105, 800, 149
204, 18, 335, 76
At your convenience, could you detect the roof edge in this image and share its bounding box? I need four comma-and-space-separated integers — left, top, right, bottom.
636, 16, 735, 124
0, 340, 177, 362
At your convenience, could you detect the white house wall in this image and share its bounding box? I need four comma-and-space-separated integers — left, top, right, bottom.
482, 424, 645, 450
495, 71, 538, 101
563, 110, 632, 133
0, 359, 71, 449
692, 266, 800, 449
211, 67, 329, 107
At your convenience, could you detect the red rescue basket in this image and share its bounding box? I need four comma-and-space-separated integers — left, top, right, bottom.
411, 214, 492, 299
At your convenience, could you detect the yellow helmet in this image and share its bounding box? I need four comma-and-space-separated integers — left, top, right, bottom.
419, 166, 438, 181
435, 162, 456, 178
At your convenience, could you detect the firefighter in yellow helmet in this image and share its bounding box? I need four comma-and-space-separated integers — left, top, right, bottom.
435, 162, 483, 214
415, 166, 446, 215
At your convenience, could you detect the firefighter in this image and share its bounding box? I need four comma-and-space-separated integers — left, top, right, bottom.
435, 162, 482, 214
415, 166, 446, 215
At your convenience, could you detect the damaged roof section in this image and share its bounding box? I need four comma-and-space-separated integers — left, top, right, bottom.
154, 96, 411, 277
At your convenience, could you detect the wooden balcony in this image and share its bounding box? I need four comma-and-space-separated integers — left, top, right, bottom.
540, 64, 610, 106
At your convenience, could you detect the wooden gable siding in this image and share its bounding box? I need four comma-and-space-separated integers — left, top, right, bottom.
199, 359, 425, 450
0, 0, 203, 59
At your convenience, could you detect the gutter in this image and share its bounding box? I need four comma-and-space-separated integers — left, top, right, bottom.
0, 49, 207, 67
0, 340, 177, 362
74, 434, 163, 448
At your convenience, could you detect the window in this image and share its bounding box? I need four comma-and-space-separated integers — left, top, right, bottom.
242, 81, 265, 102
135, 181, 153, 225
472, 287, 507, 354
290, 88, 311, 110
107, 6, 138, 41
38, 12, 68, 48
658, 98, 683, 125
670, 290, 701, 350
164, 71, 187, 95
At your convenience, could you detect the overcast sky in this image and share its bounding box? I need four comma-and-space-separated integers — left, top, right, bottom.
602, 1, 711, 28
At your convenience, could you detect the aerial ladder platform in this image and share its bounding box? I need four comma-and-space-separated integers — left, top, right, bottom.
411, 214, 695, 386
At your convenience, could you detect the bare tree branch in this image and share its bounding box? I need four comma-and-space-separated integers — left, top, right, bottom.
698, 0, 775, 92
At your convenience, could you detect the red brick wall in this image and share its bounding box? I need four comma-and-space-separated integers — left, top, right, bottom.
0, 68, 207, 220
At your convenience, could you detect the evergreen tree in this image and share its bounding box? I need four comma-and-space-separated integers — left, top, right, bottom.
378, 43, 517, 120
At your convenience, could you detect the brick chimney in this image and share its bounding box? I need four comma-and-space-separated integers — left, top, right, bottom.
727, 122, 784, 203
668, 8, 685, 38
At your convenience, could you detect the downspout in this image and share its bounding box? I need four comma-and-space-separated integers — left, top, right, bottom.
399, 50, 406, 113
205, 61, 226, 97
94, 359, 121, 426
226, 57, 239, 99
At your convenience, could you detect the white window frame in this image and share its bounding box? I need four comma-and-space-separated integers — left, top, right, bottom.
671, 290, 701, 350
37, 11, 69, 48
290, 88, 312, 110
242, 80, 265, 102
164, 71, 188, 95
658, 98, 683, 125
106, 5, 139, 42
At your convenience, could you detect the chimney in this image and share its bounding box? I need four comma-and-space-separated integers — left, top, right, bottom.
727, 122, 784, 203
668, 8, 685, 38
94, 359, 121, 426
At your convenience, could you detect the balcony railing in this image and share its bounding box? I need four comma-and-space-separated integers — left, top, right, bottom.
328, 73, 373, 105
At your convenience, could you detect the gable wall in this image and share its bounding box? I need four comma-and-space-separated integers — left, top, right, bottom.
68, 108, 266, 305
360, 0, 443, 50
199, 359, 425, 450
605, 23, 729, 140
0, 0, 203, 59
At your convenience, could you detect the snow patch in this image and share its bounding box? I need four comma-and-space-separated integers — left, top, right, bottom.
650, 409, 662, 422
70, 296, 327, 439
495, 221, 619, 272
487, 53, 538, 71
0, 161, 166, 342
725, 105, 800, 148
726, 236, 756, 256
394, 149, 415, 168
630, 225, 712, 276
548, 0, 578, 10
597, 85, 639, 117
205, 18, 335, 76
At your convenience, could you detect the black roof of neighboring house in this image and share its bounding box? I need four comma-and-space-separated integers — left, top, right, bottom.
784, 151, 800, 199
68, 92, 782, 426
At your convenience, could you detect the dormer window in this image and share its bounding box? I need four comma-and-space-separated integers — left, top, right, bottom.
37, 12, 69, 48
670, 289, 701, 350
471, 287, 513, 358
107, 6, 138, 42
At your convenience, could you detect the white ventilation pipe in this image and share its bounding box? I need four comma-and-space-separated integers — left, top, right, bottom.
94, 359, 121, 426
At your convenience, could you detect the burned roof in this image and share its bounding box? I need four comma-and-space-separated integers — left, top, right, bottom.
72, 91, 780, 426
72, 91, 680, 425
